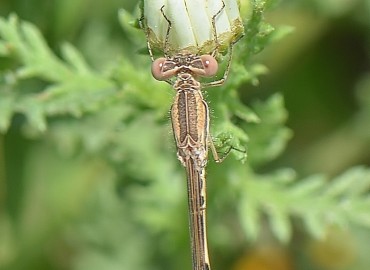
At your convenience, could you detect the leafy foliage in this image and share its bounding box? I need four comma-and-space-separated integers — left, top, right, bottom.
1, 0, 370, 270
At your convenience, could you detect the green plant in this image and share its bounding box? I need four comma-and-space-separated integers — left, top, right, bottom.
1, 0, 370, 270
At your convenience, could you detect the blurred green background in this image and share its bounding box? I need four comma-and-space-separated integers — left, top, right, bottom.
0, 0, 370, 270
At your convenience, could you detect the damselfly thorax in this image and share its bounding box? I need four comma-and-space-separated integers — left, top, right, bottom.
152, 53, 218, 171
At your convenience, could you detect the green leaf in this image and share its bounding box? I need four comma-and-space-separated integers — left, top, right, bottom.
24, 99, 47, 132
239, 195, 260, 241
0, 41, 7, 55
304, 213, 326, 239
228, 92, 260, 123
0, 94, 14, 131
118, 9, 145, 45
61, 43, 92, 75
267, 207, 292, 243
289, 175, 327, 199
246, 93, 292, 166
335, 167, 370, 197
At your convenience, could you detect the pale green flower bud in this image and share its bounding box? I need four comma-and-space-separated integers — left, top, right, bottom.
141, 0, 244, 55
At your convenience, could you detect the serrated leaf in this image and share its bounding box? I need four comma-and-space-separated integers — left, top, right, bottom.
0, 41, 8, 55
61, 43, 92, 75
264, 128, 291, 158
246, 93, 291, 166
0, 16, 71, 82
346, 197, 370, 224
267, 208, 291, 243
289, 175, 326, 198
256, 93, 288, 123
304, 213, 326, 239
323, 168, 364, 198
25, 103, 47, 132
239, 196, 260, 241
269, 25, 295, 42
0, 95, 14, 132
118, 9, 141, 36
21, 21, 52, 57
343, 167, 370, 196
42, 84, 116, 116
0, 15, 21, 47
270, 168, 296, 184
118, 9, 153, 55
348, 211, 370, 227
229, 94, 260, 123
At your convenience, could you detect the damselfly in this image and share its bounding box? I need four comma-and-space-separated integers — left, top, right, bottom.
141, 2, 241, 269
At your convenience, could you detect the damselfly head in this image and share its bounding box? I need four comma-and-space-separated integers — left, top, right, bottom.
151, 54, 218, 81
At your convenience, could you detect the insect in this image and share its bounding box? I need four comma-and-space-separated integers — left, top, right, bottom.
141, 1, 240, 269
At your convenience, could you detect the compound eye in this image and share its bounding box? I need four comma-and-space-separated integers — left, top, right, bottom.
200, 55, 218, 77
151, 58, 169, 81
